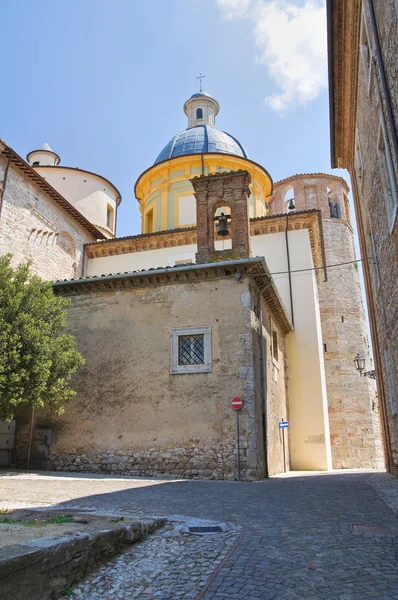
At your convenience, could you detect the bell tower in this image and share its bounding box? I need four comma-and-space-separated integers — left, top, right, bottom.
191, 170, 252, 264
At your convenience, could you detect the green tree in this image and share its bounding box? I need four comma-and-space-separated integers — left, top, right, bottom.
0, 254, 84, 421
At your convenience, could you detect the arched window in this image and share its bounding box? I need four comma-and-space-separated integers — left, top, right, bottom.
196, 107, 203, 119
327, 186, 341, 218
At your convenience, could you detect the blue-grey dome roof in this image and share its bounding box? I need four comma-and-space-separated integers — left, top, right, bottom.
154, 125, 248, 165
189, 91, 214, 100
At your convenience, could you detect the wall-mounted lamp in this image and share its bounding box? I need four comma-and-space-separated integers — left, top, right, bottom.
354, 353, 376, 380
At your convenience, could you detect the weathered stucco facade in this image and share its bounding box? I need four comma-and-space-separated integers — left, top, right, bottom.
32, 261, 290, 481
268, 173, 383, 469
328, 0, 398, 472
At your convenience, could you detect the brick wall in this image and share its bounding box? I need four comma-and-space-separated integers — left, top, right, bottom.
269, 174, 384, 468
350, 0, 398, 471
0, 154, 95, 280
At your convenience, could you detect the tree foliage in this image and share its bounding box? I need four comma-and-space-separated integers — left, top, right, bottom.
0, 254, 84, 420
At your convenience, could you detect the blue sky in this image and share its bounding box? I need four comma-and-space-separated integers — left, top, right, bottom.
1, 0, 349, 238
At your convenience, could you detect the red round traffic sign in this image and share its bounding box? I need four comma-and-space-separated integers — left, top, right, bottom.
232, 397, 243, 410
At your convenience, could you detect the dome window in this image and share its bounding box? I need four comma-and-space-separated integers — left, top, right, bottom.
196, 108, 203, 119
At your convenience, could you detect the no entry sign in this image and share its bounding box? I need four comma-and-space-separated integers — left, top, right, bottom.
232, 397, 243, 410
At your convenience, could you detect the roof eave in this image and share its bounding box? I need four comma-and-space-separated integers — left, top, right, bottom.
0, 145, 105, 240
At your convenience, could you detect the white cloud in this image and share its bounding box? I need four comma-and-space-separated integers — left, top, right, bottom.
216, 0, 252, 19
216, 0, 328, 113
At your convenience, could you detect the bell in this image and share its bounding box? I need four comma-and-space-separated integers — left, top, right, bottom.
216, 213, 230, 237
287, 198, 296, 212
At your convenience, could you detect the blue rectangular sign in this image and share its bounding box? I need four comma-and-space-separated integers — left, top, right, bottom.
279, 422, 288, 428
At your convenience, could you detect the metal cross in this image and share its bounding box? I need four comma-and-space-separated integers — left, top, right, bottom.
196, 73, 205, 92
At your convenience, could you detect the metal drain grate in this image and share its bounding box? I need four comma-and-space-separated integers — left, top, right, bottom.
187, 526, 223, 534
351, 523, 398, 537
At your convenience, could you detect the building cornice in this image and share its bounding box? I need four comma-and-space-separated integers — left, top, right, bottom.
0, 142, 105, 240
327, 0, 362, 169
273, 172, 350, 192
85, 227, 197, 258
251, 210, 326, 280
53, 257, 293, 335
134, 153, 274, 203
84, 210, 324, 277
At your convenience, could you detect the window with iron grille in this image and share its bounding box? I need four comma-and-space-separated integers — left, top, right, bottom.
170, 326, 212, 374
178, 334, 204, 365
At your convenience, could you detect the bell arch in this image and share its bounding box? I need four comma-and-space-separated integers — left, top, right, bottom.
283, 186, 295, 213
191, 170, 251, 264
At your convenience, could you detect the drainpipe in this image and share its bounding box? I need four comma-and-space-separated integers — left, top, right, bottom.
367, 0, 398, 170
0, 151, 12, 219
285, 213, 295, 327
258, 281, 273, 478
81, 244, 87, 278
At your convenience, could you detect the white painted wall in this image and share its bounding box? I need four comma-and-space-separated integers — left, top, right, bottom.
86, 244, 197, 276
252, 231, 332, 471
35, 167, 118, 237
28, 151, 58, 166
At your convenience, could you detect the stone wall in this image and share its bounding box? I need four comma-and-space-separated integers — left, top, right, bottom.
0, 153, 95, 280
27, 276, 287, 481
351, 0, 398, 472
251, 291, 289, 476
269, 174, 384, 468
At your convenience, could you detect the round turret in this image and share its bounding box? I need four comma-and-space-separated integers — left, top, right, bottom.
27, 143, 60, 167
26, 143, 121, 238
183, 91, 220, 129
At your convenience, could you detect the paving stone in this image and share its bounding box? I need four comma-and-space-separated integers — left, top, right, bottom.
0, 470, 397, 598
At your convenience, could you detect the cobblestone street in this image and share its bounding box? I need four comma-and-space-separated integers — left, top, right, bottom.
1, 470, 397, 599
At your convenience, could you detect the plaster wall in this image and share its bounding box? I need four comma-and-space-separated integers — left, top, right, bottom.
137, 154, 271, 233
28, 151, 58, 166
251, 293, 289, 476
268, 175, 383, 468
35, 167, 118, 237
251, 230, 332, 470
86, 244, 197, 275
0, 155, 95, 280
39, 278, 283, 480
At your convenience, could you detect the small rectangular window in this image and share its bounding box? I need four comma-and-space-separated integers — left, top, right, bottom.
170, 326, 212, 374
146, 209, 154, 233
377, 116, 398, 229
272, 330, 278, 361
384, 347, 397, 416
360, 12, 372, 91
355, 134, 363, 181
178, 334, 204, 365
106, 204, 114, 230
368, 220, 380, 291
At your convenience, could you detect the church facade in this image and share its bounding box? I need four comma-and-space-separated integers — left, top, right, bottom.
0, 90, 384, 478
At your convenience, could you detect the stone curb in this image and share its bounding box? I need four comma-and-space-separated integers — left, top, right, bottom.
0, 516, 165, 600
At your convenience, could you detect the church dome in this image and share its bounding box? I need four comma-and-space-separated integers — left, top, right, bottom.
154, 125, 248, 164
